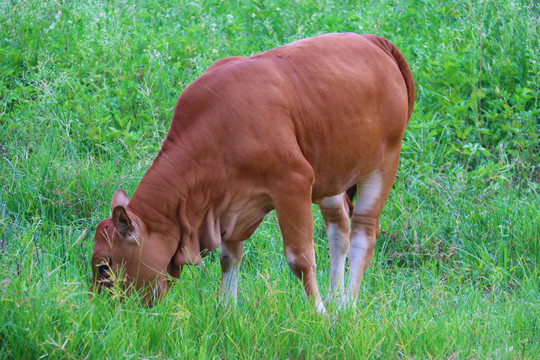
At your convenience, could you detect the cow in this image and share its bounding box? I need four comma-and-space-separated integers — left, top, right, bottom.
91, 33, 415, 313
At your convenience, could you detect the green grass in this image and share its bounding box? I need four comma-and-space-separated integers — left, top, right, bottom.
1, 0, 539, 358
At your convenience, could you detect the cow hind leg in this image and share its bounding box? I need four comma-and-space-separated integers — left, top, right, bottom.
220, 241, 244, 303
347, 153, 401, 307
318, 193, 351, 308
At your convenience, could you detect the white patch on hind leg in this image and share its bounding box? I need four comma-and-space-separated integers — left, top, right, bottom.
355, 170, 383, 214
319, 194, 350, 308
346, 226, 378, 308
327, 222, 347, 307
343, 170, 382, 308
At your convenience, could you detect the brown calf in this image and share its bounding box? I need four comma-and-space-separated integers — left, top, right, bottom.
91, 33, 414, 312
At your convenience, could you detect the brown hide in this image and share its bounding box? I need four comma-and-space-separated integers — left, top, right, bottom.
91, 33, 414, 305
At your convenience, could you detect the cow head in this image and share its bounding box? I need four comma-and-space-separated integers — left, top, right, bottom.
90, 189, 175, 305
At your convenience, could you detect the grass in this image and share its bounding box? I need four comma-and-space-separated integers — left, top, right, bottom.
1, 0, 539, 358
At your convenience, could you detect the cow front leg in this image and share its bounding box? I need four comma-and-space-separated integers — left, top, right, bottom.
220, 241, 244, 303
273, 173, 326, 314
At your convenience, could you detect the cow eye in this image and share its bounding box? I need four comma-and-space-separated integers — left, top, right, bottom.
96, 258, 112, 278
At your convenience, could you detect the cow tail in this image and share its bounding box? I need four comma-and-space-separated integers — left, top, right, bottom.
345, 36, 416, 211
366, 35, 415, 122
385, 38, 415, 122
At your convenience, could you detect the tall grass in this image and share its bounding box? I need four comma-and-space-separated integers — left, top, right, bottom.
1, 0, 538, 358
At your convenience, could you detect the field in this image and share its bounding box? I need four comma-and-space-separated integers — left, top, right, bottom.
1, 0, 539, 358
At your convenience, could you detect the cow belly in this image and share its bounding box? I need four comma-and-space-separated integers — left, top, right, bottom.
220, 198, 274, 242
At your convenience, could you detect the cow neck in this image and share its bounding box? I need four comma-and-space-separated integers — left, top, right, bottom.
127, 87, 230, 262
126, 151, 188, 243
127, 138, 224, 245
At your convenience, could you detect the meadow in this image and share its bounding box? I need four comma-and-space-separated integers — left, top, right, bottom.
1, 0, 538, 358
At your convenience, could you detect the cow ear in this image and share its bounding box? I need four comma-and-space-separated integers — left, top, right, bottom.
110, 190, 138, 243
112, 205, 133, 238
111, 189, 130, 210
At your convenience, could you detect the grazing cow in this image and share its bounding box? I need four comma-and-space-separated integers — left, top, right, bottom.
91, 33, 414, 313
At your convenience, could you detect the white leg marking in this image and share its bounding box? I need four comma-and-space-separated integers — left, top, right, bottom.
284, 247, 296, 267
319, 194, 350, 308
314, 293, 327, 314
345, 170, 383, 308
319, 194, 345, 209
221, 264, 239, 301
220, 243, 240, 302
327, 223, 347, 306
347, 230, 370, 306
355, 170, 383, 213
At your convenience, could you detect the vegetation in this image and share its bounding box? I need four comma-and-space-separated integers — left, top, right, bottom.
1, 0, 538, 358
